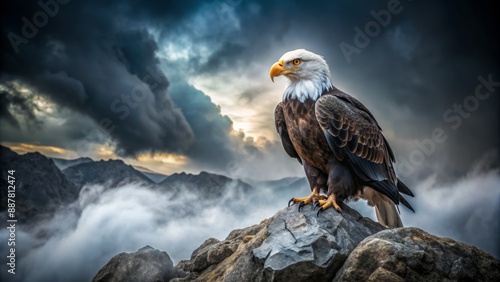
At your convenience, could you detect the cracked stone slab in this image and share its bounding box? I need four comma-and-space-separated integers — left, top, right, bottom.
252, 203, 384, 282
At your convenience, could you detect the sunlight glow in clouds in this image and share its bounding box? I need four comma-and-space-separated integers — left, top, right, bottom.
154, 2, 280, 142
188, 73, 282, 142
1, 142, 78, 159
135, 152, 189, 165
127, 152, 197, 175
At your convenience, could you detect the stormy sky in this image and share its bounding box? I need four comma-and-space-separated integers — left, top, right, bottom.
1, 0, 499, 181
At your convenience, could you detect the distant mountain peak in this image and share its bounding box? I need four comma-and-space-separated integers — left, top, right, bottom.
52, 156, 94, 170
133, 165, 168, 183
158, 170, 252, 200
97, 159, 125, 164
62, 157, 152, 189
0, 147, 78, 223
133, 165, 160, 174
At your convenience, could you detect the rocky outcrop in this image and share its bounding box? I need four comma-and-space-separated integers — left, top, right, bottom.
253, 203, 384, 282
93, 204, 500, 282
92, 246, 183, 282
172, 222, 268, 282
333, 227, 500, 282
173, 203, 384, 282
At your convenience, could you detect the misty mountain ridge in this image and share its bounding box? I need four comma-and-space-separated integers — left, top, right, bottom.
56, 154, 259, 199
159, 171, 253, 199
52, 155, 169, 183
133, 165, 162, 174
0, 145, 301, 223
242, 176, 304, 189
133, 165, 169, 183
52, 156, 94, 170
0, 146, 79, 223
62, 159, 154, 189
0, 146, 301, 200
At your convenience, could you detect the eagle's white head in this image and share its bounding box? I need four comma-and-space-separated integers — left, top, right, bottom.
270, 49, 333, 102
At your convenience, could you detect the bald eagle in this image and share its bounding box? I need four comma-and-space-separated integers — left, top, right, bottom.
270, 49, 414, 228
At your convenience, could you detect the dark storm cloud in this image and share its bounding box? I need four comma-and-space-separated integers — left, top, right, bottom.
0, 0, 236, 160
168, 78, 239, 168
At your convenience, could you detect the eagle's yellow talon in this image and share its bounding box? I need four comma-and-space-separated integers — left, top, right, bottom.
317, 194, 342, 212
289, 187, 327, 210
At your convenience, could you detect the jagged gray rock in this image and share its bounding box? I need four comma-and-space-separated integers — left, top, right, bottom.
333, 227, 500, 282
92, 246, 184, 282
252, 203, 384, 281
177, 237, 239, 273
174, 203, 384, 282
173, 222, 266, 280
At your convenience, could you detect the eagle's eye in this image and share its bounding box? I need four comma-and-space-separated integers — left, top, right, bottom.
292, 59, 302, 65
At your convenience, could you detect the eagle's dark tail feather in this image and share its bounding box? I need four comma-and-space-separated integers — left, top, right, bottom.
396, 179, 415, 212
397, 179, 415, 197
360, 178, 416, 214
399, 193, 415, 213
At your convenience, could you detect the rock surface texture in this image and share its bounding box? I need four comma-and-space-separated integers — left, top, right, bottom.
94, 204, 500, 282
252, 203, 384, 282
92, 246, 183, 282
333, 227, 500, 282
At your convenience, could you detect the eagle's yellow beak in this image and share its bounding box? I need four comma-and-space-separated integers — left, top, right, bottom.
270, 59, 286, 82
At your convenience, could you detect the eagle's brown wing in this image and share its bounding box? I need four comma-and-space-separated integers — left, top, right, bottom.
275, 102, 302, 164
315, 93, 401, 204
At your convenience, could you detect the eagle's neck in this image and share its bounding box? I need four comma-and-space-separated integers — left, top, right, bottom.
283, 73, 333, 102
